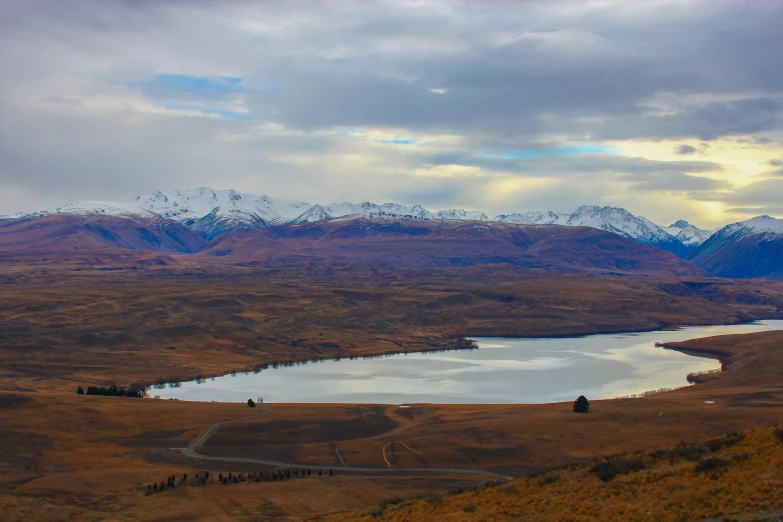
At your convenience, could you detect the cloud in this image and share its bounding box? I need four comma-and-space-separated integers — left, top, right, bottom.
675, 144, 697, 155
0, 0, 782, 226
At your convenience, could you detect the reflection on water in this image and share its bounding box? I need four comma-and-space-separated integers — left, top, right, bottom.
154, 320, 783, 404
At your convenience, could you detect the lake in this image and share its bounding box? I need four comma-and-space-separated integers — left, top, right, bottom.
153, 320, 783, 404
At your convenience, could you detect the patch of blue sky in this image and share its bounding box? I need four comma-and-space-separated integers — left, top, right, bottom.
126, 73, 278, 98
478, 145, 615, 159
378, 138, 416, 145
163, 103, 253, 121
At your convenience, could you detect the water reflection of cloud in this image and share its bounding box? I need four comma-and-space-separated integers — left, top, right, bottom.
155, 320, 783, 404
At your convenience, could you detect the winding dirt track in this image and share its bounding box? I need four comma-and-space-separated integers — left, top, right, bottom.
180, 404, 513, 480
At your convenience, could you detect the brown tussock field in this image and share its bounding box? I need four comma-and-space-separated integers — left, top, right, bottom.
324, 426, 783, 522
1, 261, 783, 521
2, 265, 782, 393
1, 329, 783, 520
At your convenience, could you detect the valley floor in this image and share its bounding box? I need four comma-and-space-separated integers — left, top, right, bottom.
2, 266, 783, 520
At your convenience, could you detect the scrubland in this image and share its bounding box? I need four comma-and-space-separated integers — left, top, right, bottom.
326, 426, 783, 522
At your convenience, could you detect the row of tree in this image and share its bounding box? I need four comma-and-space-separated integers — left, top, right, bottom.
77, 384, 143, 397
147, 472, 211, 493
146, 468, 335, 494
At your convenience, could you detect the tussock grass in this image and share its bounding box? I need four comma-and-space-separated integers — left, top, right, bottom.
328, 427, 783, 521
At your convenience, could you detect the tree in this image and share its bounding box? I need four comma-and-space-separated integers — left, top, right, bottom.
329, 468, 333, 476
573, 395, 590, 413
247, 398, 256, 408
76, 386, 84, 395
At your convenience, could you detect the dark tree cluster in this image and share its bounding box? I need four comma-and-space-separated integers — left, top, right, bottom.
146, 471, 211, 494
78, 384, 143, 398
217, 468, 315, 485
146, 468, 332, 494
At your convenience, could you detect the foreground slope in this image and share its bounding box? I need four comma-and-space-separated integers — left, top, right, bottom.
195, 217, 706, 277
328, 426, 783, 522
689, 215, 783, 280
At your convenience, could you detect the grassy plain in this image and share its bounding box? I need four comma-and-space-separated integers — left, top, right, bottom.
1, 265, 783, 520
2, 264, 782, 393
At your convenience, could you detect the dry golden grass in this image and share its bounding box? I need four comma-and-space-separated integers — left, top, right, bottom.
2, 265, 782, 394
2, 263, 783, 521
326, 426, 783, 522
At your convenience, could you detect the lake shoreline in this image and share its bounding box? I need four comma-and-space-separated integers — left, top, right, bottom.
143, 314, 783, 394
150, 320, 783, 404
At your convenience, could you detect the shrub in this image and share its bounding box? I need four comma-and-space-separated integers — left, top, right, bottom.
694, 457, 729, 473
591, 457, 645, 482
573, 395, 590, 413
461, 504, 477, 513
774, 428, 783, 445
76, 386, 84, 395
247, 398, 256, 408
705, 431, 745, 452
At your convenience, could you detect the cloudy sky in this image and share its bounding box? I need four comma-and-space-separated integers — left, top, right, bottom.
1, 0, 782, 227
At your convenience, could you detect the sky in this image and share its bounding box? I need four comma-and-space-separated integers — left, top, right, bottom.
1, 0, 782, 228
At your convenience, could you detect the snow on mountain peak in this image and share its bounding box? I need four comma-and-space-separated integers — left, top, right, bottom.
13, 187, 742, 252
730, 215, 783, 235
669, 219, 692, 229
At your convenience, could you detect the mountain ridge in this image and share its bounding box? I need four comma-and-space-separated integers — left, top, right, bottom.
2, 187, 717, 256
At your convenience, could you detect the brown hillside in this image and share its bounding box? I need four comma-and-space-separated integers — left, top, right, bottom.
0, 215, 205, 267
194, 218, 706, 277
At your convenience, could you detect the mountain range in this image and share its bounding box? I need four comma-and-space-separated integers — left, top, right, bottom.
4, 187, 710, 253
1, 187, 781, 279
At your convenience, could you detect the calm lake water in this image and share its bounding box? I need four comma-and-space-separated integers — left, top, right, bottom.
153, 320, 783, 404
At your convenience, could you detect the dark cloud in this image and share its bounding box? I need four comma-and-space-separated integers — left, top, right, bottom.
675, 144, 697, 155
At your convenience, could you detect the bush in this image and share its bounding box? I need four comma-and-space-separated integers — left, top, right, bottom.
705, 431, 745, 452
591, 457, 645, 482
573, 395, 590, 413
461, 504, 477, 513
76, 386, 84, 395
247, 398, 256, 408
694, 456, 729, 473
774, 428, 783, 445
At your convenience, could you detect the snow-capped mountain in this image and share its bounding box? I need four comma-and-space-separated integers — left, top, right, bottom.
710, 215, 783, 238
688, 215, 783, 280
663, 220, 715, 248
496, 211, 568, 225
436, 209, 490, 221
9, 187, 719, 255
500, 205, 698, 255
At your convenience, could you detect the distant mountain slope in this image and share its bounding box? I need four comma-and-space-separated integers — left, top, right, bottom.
0, 214, 204, 256
194, 217, 706, 277
688, 216, 783, 280
7, 187, 719, 254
